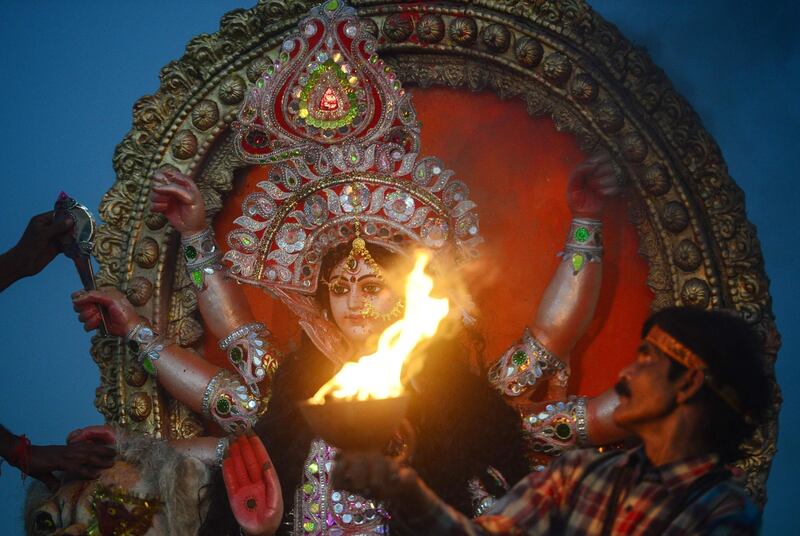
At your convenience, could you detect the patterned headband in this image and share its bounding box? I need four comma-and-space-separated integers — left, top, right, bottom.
646, 325, 745, 416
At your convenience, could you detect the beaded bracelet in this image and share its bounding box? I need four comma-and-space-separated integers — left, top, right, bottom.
214, 436, 230, 468
574, 395, 590, 447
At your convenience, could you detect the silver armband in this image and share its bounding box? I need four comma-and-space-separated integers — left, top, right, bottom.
487, 328, 567, 397
201, 370, 259, 434
125, 323, 170, 376
218, 322, 279, 396
182, 228, 223, 290
558, 218, 602, 274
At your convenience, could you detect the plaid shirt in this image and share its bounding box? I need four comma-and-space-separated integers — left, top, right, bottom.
411, 447, 760, 535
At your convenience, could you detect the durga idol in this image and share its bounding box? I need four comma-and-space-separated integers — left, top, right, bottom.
70, 2, 627, 535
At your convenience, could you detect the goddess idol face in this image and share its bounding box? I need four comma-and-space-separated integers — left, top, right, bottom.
326, 256, 400, 348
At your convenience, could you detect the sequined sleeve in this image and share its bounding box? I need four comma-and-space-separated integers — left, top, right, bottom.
487, 328, 568, 397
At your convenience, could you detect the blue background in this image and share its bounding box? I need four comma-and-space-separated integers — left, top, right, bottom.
0, 1, 796, 533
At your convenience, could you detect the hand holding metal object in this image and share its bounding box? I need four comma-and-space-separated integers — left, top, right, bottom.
54, 192, 108, 335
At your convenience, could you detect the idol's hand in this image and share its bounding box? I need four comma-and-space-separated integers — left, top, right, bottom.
223, 435, 283, 536
566, 152, 620, 218
150, 169, 206, 235
71, 288, 140, 336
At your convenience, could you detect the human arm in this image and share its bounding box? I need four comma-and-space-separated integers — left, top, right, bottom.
0, 211, 74, 292
0, 424, 115, 490
223, 434, 283, 536
332, 449, 584, 535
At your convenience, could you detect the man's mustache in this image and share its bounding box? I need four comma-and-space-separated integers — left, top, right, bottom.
614, 379, 631, 397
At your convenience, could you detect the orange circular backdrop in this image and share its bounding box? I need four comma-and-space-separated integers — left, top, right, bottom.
207, 87, 652, 397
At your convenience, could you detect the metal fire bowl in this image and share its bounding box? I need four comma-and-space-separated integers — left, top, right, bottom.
298, 395, 410, 451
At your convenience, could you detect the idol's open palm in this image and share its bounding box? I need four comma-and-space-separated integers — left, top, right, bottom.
223, 435, 284, 536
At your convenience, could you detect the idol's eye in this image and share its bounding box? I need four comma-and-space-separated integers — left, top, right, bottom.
362, 282, 383, 295
329, 282, 349, 295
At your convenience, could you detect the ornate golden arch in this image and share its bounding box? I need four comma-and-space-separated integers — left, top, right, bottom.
92, 0, 780, 503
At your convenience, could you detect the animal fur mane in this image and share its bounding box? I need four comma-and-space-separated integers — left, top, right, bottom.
24, 431, 211, 535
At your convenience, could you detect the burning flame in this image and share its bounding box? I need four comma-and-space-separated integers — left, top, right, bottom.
309, 251, 449, 404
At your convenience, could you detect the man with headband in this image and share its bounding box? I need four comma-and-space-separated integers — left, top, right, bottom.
333, 306, 771, 534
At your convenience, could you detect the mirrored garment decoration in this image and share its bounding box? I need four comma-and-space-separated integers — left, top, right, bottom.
487, 328, 568, 397
522, 397, 589, 457
296, 439, 389, 535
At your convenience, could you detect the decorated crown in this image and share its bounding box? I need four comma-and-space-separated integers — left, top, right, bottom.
224, 0, 482, 295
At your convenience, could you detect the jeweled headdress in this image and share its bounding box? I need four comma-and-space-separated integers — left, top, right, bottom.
225, 0, 482, 297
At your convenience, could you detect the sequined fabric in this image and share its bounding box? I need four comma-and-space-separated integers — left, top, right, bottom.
295, 439, 389, 535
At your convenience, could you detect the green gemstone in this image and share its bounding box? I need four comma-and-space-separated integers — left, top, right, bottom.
571, 253, 585, 273
308, 462, 319, 474
512, 350, 528, 367
216, 398, 231, 415
280, 51, 289, 62
230, 346, 244, 364
324, 0, 339, 11
190, 270, 204, 289
142, 357, 157, 376
310, 502, 320, 514
303, 521, 317, 532
184, 245, 198, 260
241, 236, 253, 246
349, 154, 358, 163
256, 78, 265, 88
574, 226, 590, 243
302, 483, 314, 494
555, 422, 573, 440
369, 55, 378, 64
266, 65, 275, 75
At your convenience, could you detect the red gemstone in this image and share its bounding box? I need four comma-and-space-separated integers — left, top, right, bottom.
319, 87, 340, 111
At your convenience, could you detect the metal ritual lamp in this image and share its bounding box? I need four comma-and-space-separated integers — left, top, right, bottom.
298, 395, 410, 451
